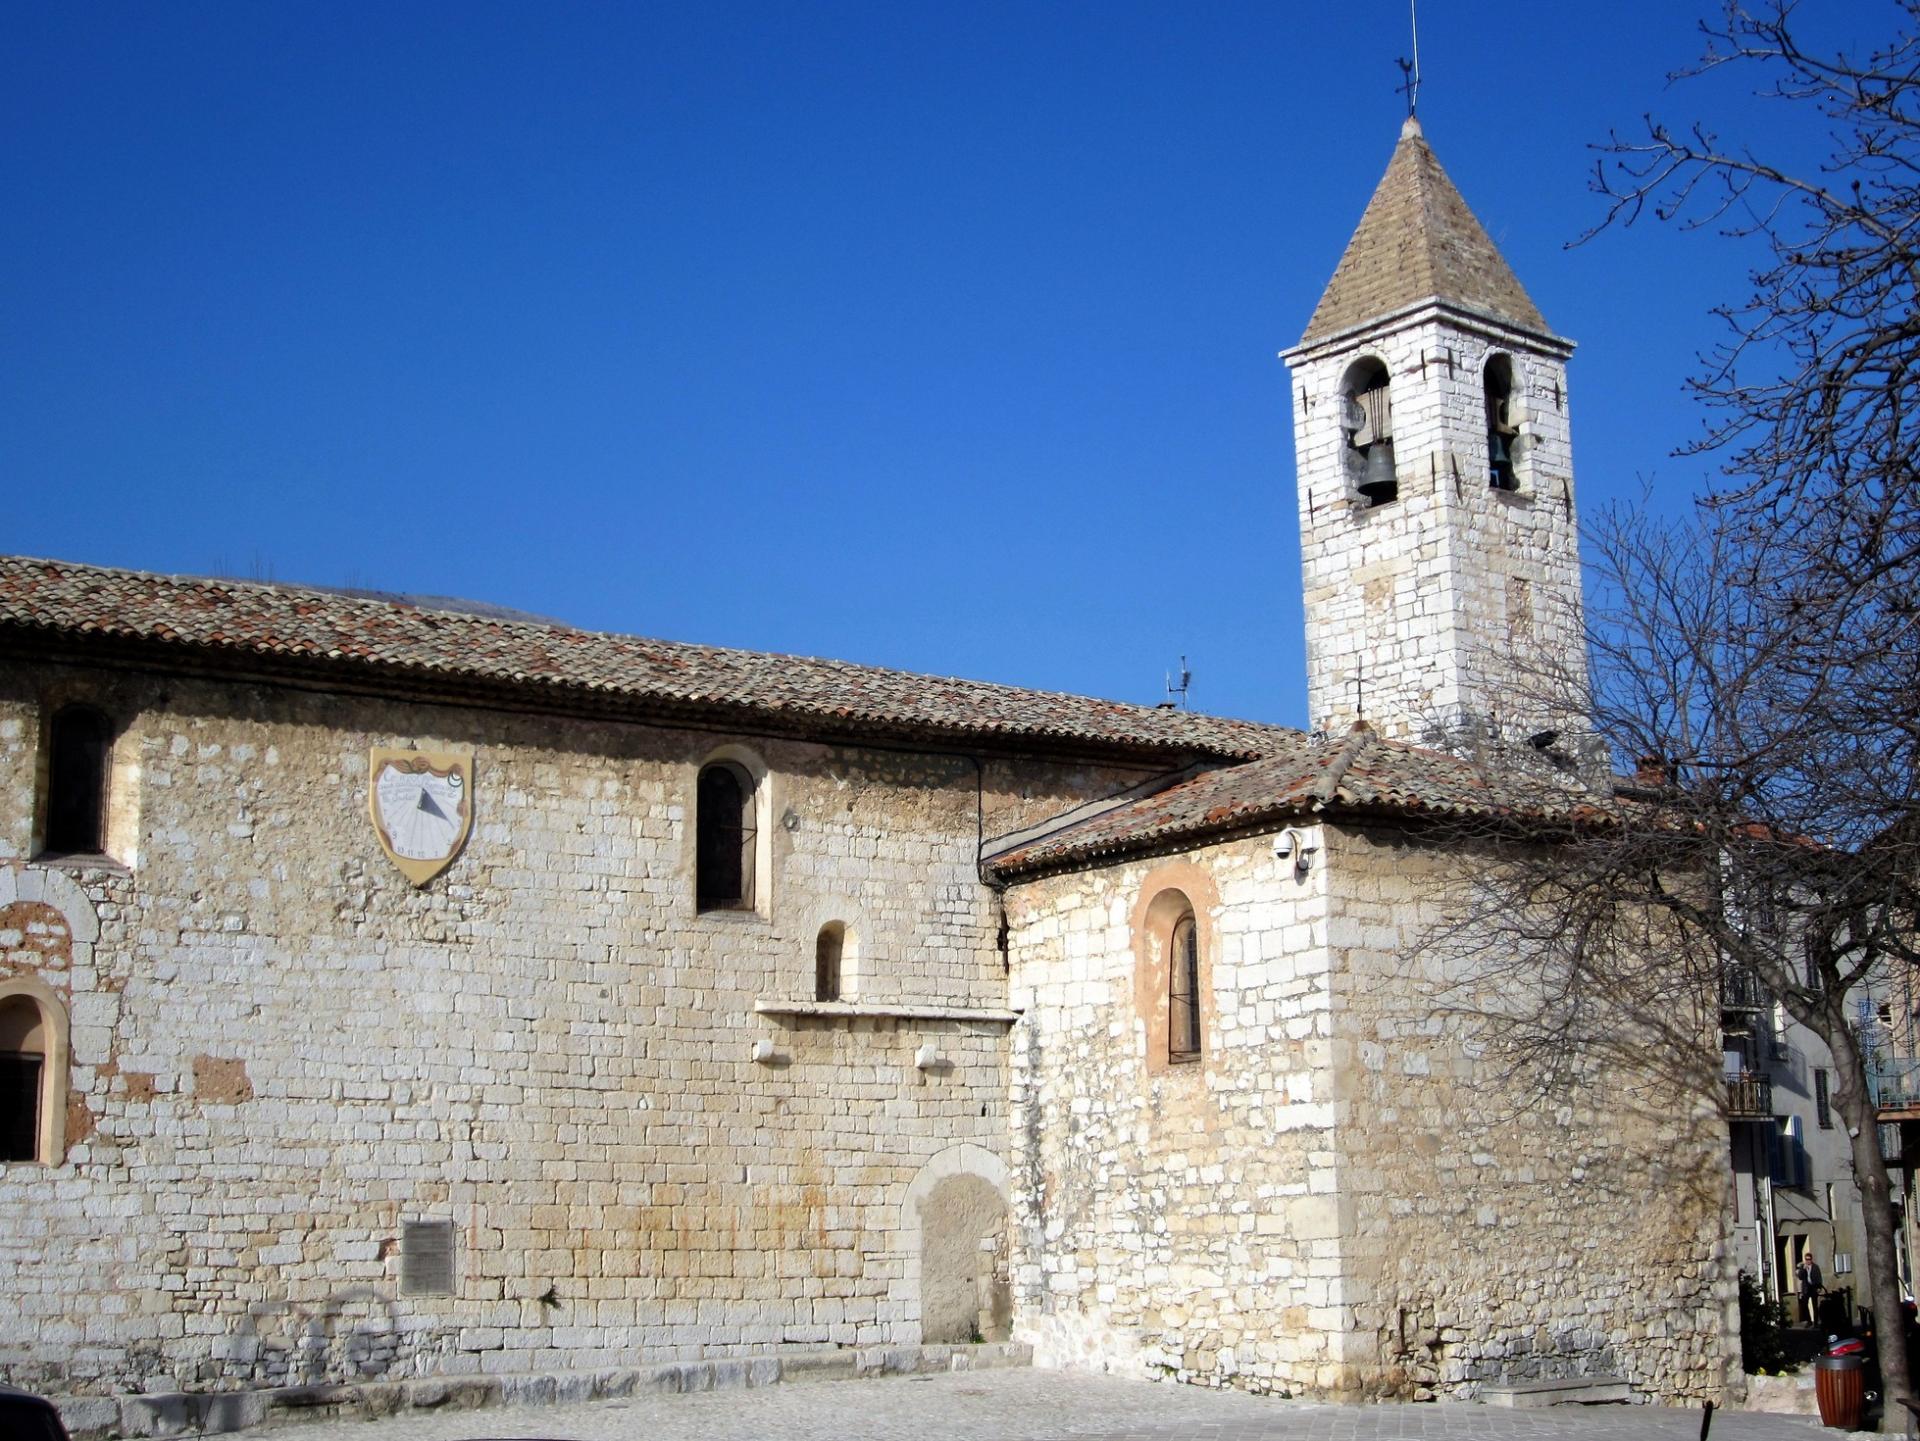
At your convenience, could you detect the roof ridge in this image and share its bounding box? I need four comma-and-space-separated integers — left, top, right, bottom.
1310, 722, 1375, 805
983, 721, 1597, 876
1407, 134, 1447, 290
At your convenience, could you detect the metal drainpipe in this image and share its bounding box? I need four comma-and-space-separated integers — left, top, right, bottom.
1761, 1169, 1779, 1304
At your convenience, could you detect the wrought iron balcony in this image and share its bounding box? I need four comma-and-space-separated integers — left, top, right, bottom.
1726, 1071, 1773, 1119
1868, 1054, 1920, 1120
1721, 966, 1770, 1012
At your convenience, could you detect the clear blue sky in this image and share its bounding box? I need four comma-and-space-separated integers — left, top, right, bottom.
1, 2, 1864, 729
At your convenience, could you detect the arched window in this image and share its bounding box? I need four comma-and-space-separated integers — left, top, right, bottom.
696, 761, 756, 910
0, 995, 50, 1163
1485, 354, 1520, 492
816, 923, 845, 1002
1340, 357, 1397, 507
1167, 911, 1201, 1063
46, 704, 112, 856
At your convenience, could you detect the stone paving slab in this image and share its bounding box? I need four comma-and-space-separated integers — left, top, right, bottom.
248, 1369, 1844, 1441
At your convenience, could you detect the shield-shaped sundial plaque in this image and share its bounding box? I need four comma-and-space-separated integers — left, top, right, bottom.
368, 748, 474, 886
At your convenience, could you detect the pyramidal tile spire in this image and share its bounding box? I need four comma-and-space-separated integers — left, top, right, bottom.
1299, 116, 1550, 345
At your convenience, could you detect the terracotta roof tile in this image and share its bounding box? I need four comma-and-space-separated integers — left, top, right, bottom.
1300, 118, 1551, 346
0, 554, 1286, 761
987, 725, 1598, 874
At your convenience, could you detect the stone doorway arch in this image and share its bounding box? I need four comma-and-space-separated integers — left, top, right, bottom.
902, 1143, 1011, 1344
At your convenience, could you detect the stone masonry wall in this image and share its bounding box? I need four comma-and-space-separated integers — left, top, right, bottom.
1287, 312, 1585, 743
1324, 823, 1740, 1401
1005, 821, 1740, 1403
0, 660, 1163, 1398
1004, 835, 1352, 1394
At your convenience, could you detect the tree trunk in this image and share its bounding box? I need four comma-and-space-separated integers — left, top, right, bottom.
1826, 1012, 1911, 1412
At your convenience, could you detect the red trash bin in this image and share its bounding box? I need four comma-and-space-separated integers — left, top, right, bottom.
1815, 1353, 1865, 1430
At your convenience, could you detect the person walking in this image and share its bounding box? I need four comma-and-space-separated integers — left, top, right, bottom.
1796, 1253, 1823, 1326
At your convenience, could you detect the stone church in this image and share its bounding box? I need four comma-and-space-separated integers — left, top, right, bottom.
0, 118, 1737, 1428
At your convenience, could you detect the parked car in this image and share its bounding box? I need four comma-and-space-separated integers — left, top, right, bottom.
0, 1386, 70, 1441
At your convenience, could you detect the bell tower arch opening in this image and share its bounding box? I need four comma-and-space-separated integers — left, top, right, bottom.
1340, 356, 1398, 508
1484, 352, 1520, 493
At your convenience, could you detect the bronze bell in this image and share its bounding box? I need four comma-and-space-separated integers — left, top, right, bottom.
1358, 442, 1398, 505
1489, 429, 1517, 490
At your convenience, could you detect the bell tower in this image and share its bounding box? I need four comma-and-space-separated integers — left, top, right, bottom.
1281, 117, 1586, 746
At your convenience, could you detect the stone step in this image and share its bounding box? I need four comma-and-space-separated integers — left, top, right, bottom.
54, 1341, 1035, 1440
1478, 1375, 1635, 1407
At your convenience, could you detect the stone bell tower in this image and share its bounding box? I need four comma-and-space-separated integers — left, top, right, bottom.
1281, 116, 1586, 747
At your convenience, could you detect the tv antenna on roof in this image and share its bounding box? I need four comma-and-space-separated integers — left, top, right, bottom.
1396, 0, 1423, 118
1163, 656, 1192, 711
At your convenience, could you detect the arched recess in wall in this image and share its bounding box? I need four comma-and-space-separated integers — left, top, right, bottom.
693, 743, 773, 914
1130, 860, 1220, 1075
899, 1143, 1011, 1345
805, 903, 865, 1002
815, 921, 856, 1001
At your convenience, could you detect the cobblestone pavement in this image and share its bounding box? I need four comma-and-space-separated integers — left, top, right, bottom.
255, 1369, 1840, 1441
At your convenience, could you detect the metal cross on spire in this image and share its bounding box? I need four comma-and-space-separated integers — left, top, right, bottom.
1395, 0, 1423, 118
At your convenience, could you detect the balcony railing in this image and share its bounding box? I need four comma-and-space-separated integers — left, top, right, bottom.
1722, 967, 1770, 1012
1726, 1072, 1773, 1118
1868, 1054, 1920, 1116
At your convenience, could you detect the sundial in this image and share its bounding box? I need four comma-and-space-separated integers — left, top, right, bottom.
368, 748, 474, 885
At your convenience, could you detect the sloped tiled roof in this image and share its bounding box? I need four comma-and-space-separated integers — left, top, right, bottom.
0, 554, 1287, 761
987, 723, 1599, 875
1299, 117, 1551, 345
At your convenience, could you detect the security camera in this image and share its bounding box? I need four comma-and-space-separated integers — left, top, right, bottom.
1273, 827, 1318, 875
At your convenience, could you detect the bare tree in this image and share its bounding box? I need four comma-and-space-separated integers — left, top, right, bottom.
1587, 3, 1919, 517
1351, 1, 1920, 1403
1425, 491, 1920, 1407
1433, 0, 1920, 1406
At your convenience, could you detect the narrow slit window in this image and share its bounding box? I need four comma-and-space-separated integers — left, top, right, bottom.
1168, 913, 1201, 1063
815, 923, 844, 1002
695, 762, 756, 910
46, 705, 112, 856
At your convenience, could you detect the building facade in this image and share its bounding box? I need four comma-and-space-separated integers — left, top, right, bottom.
2, 120, 1743, 1422
1723, 967, 1883, 1330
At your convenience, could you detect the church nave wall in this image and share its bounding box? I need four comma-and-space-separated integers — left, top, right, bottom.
0, 664, 1150, 1398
